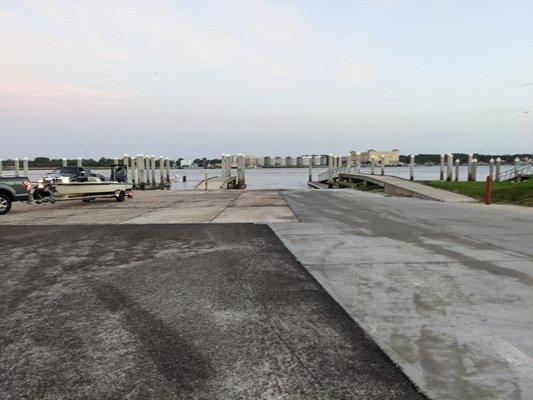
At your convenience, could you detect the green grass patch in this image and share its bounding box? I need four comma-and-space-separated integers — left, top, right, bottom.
426, 179, 533, 206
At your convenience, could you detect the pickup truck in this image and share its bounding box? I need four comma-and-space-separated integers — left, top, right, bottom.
0, 177, 32, 215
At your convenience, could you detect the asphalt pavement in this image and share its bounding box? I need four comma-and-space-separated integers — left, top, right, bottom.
0, 224, 425, 400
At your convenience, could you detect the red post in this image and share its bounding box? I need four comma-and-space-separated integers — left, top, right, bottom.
484, 175, 492, 205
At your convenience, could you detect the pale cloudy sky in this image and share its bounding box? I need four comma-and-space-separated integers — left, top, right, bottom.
0, 0, 532, 159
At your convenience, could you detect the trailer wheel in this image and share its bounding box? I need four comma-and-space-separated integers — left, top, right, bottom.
115, 191, 126, 202
0, 193, 12, 215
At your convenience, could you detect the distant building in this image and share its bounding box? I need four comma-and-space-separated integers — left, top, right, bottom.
351, 149, 400, 166
274, 156, 286, 167
244, 155, 257, 167
286, 156, 297, 167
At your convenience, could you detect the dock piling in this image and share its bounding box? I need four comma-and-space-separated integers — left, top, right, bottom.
144, 157, 151, 187
237, 154, 245, 187
165, 158, 171, 188
23, 158, 29, 177
495, 157, 501, 181
380, 155, 385, 176
308, 158, 313, 182
150, 156, 156, 188
123, 154, 130, 182
439, 154, 445, 180
77, 158, 82, 167
14, 158, 20, 177
489, 158, 494, 181
446, 154, 453, 182
62, 158, 67, 167
455, 159, 460, 182
159, 156, 164, 189
138, 154, 146, 189
131, 157, 137, 187
472, 158, 478, 181
356, 152, 361, 173
467, 153, 473, 181
370, 157, 375, 175
409, 155, 415, 181
328, 153, 334, 187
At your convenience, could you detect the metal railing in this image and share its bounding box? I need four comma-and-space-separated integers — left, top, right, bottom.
318, 166, 361, 182
499, 162, 533, 181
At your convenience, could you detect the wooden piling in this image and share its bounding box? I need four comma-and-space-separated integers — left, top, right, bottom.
62, 158, 67, 167
14, 158, 20, 177
138, 154, 146, 189
409, 155, 415, 181
165, 158, 171, 188
455, 159, 460, 182
144, 157, 151, 187
472, 158, 478, 181
123, 154, 129, 183
23, 158, 29, 177
380, 155, 385, 176
489, 158, 494, 181
150, 156, 156, 188
77, 158, 82, 167
328, 153, 334, 187
131, 157, 137, 187
467, 153, 473, 181
439, 154, 445, 180
370, 157, 375, 175
446, 153, 453, 182
495, 157, 501, 181
355, 152, 361, 173
159, 156, 165, 189
237, 154, 245, 187
308, 158, 313, 182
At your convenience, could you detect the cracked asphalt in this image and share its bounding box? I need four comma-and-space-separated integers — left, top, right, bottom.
0, 224, 425, 400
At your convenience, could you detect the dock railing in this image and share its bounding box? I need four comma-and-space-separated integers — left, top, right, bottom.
499, 161, 532, 181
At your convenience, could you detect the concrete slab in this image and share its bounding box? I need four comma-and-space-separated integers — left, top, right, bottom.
271, 189, 533, 400
213, 206, 298, 223
3, 190, 296, 225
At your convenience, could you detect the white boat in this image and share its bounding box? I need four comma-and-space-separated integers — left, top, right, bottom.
50, 180, 133, 198
34, 165, 133, 202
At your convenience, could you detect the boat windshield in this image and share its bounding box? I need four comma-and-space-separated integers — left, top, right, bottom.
51, 167, 80, 175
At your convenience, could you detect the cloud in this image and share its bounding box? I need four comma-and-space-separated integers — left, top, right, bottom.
516, 82, 533, 88
344, 63, 365, 83
483, 107, 522, 115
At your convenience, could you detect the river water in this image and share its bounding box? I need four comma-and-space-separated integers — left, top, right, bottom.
14, 165, 513, 190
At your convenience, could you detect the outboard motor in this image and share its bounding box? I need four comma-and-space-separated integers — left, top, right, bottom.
113, 166, 127, 183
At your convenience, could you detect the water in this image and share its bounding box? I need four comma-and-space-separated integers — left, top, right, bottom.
10, 165, 514, 190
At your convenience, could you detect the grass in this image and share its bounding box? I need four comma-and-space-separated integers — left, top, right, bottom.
426, 179, 533, 206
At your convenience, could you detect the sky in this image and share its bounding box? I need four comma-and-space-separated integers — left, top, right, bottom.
0, 0, 532, 159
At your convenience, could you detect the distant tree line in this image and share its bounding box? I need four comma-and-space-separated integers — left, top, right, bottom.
0, 157, 126, 168
175, 158, 221, 168
2, 154, 530, 169
399, 154, 532, 164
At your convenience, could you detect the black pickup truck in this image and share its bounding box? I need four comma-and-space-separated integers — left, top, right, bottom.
0, 177, 32, 215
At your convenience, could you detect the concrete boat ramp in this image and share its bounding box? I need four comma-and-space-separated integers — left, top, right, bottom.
2, 189, 532, 399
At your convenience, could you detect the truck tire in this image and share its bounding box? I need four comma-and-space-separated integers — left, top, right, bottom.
0, 193, 12, 215
115, 191, 126, 202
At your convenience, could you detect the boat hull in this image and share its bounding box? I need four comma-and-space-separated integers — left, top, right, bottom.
51, 182, 133, 197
